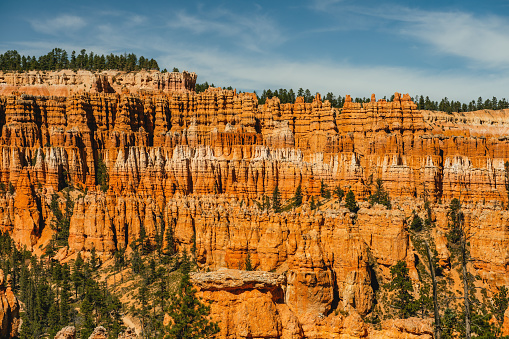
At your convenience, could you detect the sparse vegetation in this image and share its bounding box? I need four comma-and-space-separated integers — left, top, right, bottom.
272, 185, 282, 213
96, 154, 109, 192
293, 184, 303, 207
386, 261, 419, 318
333, 185, 345, 202
345, 189, 359, 213
368, 178, 391, 209
320, 179, 331, 199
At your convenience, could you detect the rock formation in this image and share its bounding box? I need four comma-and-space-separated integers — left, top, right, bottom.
0, 270, 19, 338
1, 73, 509, 337
87, 326, 108, 339
0, 69, 197, 95
54, 326, 76, 339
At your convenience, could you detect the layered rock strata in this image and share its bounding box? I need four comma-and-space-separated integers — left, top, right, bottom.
0, 70, 197, 95
0, 79, 509, 337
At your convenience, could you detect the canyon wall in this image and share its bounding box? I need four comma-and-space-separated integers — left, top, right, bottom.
0, 76, 508, 337
0, 69, 197, 96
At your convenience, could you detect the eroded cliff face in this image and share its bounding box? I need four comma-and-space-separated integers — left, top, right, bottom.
0, 69, 197, 95
0, 82, 509, 337
0, 270, 20, 338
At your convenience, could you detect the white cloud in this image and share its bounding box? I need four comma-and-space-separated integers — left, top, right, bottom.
15, 4, 509, 103
354, 6, 509, 70
29, 14, 86, 35
402, 10, 509, 69
163, 45, 509, 102
167, 9, 284, 52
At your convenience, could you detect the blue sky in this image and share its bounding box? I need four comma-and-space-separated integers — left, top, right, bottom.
2, 0, 509, 102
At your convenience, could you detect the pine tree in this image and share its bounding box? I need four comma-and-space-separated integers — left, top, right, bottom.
139, 222, 150, 254
333, 185, 345, 202
72, 252, 84, 297
164, 219, 176, 256
90, 246, 100, 270
131, 245, 144, 275
96, 154, 109, 192
272, 186, 282, 213
310, 196, 316, 210
59, 278, 71, 327
387, 261, 419, 318
293, 185, 303, 207
165, 251, 219, 339
345, 190, 359, 213
81, 295, 95, 338
320, 180, 331, 199
410, 213, 423, 232
368, 178, 391, 209
48, 301, 60, 336
245, 252, 253, 271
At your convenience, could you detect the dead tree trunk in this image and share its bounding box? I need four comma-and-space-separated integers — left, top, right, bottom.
425, 240, 441, 339
461, 234, 471, 339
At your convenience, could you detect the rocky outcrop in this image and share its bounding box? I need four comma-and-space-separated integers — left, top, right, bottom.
191, 269, 435, 339
1, 72, 509, 338
0, 70, 197, 95
376, 318, 434, 339
0, 270, 20, 338
55, 326, 76, 339
117, 328, 139, 339
88, 326, 108, 339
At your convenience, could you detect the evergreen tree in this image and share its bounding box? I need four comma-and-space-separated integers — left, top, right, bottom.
410, 213, 423, 232
59, 277, 71, 327
114, 247, 125, 273
245, 252, 253, 271
368, 178, 391, 209
131, 245, 144, 275
293, 185, 303, 207
272, 186, 282, 213
310, 196, 316, 210
80, 295, 95, 338
138, 222, 150, 254
320, 180, 331, 199
72, 252, 85, 297
345, 190, 359, 213
164, 219, 176, 256
333, 185, 345, 202
90, 246, 100, 270
165, 251, 219, 339
446, 198, 463, 245
137, 282, 150, 335
96, 154, 109, 192
387, 261, 419, 318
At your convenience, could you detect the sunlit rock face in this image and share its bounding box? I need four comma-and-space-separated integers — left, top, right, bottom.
2, 75, 509, 337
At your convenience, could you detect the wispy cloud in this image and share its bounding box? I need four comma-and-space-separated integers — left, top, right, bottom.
399, 9, 509, 69
29, 14, 86, 35
162, 44, 509, 102
168, 8, 284, 52
349, 5, 509, 70
310, 0, 344, 12
11, 2, 509, 103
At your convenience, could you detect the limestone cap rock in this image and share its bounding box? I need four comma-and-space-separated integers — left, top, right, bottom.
55, 326, 76, 339
190, 268, 286, 291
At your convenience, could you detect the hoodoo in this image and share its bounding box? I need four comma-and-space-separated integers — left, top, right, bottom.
0, 69, 508, 338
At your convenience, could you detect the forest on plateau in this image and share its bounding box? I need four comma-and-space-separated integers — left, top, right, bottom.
0, 48, 160, 72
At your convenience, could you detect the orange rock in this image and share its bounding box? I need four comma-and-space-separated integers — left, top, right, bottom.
2, 72, 509, 338
0, 270, 20, 338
